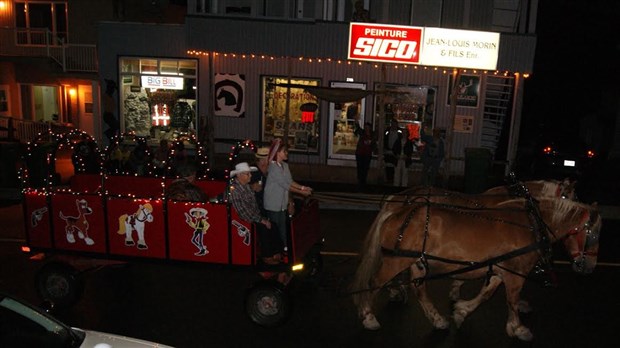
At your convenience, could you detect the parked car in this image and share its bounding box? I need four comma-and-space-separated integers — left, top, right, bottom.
0, 292, 173, 348
528, 136, 596, 180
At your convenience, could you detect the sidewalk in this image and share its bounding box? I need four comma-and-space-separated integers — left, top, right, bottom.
300, 179, 620, 220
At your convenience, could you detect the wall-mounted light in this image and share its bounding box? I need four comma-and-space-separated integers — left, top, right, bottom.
0, 1, 7, 11
69, 88, 77, 97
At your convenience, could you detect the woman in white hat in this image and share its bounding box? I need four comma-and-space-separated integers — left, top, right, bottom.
229, 162, 283, 264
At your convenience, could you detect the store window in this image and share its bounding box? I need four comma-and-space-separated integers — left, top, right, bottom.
15, 1, 68, 45
119, 57, 198, 142
375, 84, 437, 161
328, 81, 367, 161
261, 76, 320, 153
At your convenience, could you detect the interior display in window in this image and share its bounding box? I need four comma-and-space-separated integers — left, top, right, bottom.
374, 84, 437, 161
328, 81, 367, 161
261, 76, 320, 153
119, 57, 198, 142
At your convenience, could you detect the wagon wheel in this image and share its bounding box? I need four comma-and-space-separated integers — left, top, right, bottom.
245, 280, 290, 327
36, 262, 83, 308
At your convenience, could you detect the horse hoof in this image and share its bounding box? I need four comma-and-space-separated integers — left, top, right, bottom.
433, 316, 450, 330
85, 238, 95, 246
515, 326, 533, 341
78, 231, 85, 239
362, 314, 381, 330
125, 240, 135, 246
137, 243, 148, 250
453, 310, 466, 328
517, 300, 533, 313
66, 233, 75, 244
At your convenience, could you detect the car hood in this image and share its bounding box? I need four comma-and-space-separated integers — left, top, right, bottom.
76, 328, 174, 347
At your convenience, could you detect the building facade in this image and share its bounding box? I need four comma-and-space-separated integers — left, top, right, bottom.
2, 0, 541, 184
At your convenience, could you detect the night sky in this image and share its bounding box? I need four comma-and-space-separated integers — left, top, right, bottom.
520, 0, 620, 157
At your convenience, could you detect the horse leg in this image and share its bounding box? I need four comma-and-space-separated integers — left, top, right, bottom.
136, 226, 148, 249
124, 223, 135, 246
359, 258, 411, 330
409, 263, 449, 329
503, 275, 533, 341
448, 280, 465, 301
453, 275, 502, 328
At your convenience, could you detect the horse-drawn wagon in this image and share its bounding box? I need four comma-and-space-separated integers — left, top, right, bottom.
20, 129, 323, 327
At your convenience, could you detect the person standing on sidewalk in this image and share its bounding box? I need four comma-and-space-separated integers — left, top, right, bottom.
393, 127, 414, 187
263, 139, 312, 251
383, 119, 402, 183
354, 122, 376, 190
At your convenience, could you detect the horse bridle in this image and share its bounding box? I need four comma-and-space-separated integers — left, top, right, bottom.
137, 206, 153, 222
564, 211, 599, 270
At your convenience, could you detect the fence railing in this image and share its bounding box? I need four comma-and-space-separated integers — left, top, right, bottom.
0, 116, 74, 143
0, 27, 97, 73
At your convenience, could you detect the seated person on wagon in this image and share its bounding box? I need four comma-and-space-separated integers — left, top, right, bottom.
229, 162, 284, 265
166, 163, 208, 202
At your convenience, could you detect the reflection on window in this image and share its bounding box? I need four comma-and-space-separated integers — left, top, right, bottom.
160, 60, 179, 75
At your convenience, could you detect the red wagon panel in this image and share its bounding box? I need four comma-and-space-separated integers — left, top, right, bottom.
167, 201, 229, 264
24, 192, 52, 248
230, 208, 254, 266
51, 193, 106, 253
107, 198, 166, 258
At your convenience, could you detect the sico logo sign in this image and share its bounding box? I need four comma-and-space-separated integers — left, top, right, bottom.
348, 23, 423, 64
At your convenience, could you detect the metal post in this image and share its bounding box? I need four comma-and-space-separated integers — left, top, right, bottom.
445, 68, 461, 181
283, 57, 292, 144
376, 63, 387, 183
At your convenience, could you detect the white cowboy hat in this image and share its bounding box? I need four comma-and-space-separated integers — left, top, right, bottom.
231, 162, 257, 177
189, 207, 208, 216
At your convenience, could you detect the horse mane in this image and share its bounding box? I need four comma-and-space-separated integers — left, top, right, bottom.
540, 198, 592, 225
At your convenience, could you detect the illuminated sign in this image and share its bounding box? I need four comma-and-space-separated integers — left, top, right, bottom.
348, 23, 423, 64
348, 24, 500, 70
141, 76, 184, 90
420, 28, 500, 70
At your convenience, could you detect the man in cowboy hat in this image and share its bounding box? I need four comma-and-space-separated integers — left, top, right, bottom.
229, 162, 283, 264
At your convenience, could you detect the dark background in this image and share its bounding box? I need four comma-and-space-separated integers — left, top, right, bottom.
519, 0, 620, 160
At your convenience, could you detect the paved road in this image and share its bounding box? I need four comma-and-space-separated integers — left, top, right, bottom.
1, 204, 619, 347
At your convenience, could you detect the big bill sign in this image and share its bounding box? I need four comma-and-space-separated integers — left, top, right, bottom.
348, 23, 500, 71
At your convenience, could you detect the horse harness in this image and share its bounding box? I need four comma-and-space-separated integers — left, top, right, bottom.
381, 184, 559, 287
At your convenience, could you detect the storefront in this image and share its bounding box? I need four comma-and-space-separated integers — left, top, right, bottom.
118, 57, 198, 144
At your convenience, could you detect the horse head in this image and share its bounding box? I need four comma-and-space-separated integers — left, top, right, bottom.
139, 203, 154, 223
561, 203, 601, 274
77, 199, 93, 215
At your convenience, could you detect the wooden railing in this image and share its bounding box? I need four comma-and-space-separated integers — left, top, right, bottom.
0, 116, 74, 143
0, 27, 97, 73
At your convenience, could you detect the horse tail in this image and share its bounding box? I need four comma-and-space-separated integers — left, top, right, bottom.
351, 206, 392, 307
117, 214, 127, 234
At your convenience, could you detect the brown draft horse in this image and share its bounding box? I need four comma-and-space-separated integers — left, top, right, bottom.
372, 179, 576, 301
352, 197, 601, 341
